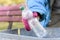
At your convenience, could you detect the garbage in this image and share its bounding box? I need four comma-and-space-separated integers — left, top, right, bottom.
20, 6, 47, 38
28, 18, 47, 38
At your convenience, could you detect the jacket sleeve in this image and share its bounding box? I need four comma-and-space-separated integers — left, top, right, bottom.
27, 0, 51, 27
27, 0, 47, 15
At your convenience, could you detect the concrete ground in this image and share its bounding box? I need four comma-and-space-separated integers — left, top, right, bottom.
0, 14, 60, 40
20, 14, 60, 38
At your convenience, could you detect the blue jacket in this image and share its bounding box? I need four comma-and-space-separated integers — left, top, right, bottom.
27, 0, 51, 27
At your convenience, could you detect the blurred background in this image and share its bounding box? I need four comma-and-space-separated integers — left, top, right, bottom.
0, 0, 60, 38
0, 0, 25, 30
0, 0, 60, 31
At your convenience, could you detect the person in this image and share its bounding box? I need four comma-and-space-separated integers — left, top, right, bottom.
22, 0, 51, 31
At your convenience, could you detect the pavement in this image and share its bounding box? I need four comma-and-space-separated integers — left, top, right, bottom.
20, 27, 60, 38
20, 14, 60, 38
0, 12, 60, 39
0, 27, 60, 40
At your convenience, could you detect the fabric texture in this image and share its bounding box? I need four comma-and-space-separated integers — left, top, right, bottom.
22, 12, 38, 31
27, 0, 51, 27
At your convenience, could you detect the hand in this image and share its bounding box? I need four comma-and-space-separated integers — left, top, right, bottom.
22, 9, 33, 31
22, 9, 33, 19
22, 10, 38, 31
